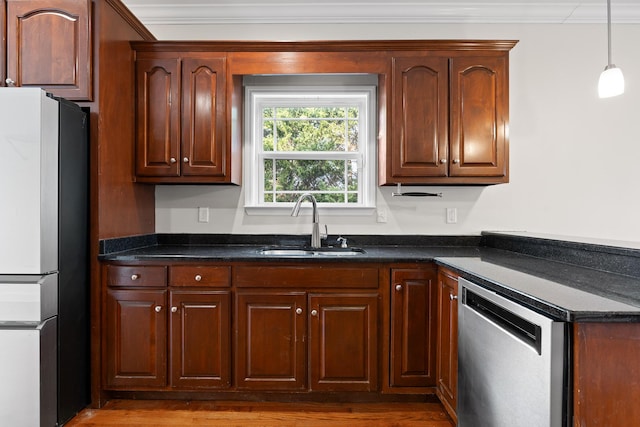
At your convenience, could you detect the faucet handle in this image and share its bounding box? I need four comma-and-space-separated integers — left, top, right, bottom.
337, 236, 348, 248
321, 224, 328, 241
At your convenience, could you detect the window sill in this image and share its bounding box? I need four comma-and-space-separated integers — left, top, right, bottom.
244, 206, 376, 216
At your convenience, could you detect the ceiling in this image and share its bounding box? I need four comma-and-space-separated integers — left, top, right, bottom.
121, 0, 640, 25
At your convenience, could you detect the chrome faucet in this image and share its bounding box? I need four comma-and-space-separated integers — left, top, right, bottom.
291, 193, 326, 248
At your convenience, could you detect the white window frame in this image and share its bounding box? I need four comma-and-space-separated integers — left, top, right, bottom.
244, 78, 377, 216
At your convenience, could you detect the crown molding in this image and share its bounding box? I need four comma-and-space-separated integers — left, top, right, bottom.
122, 2, 640, 25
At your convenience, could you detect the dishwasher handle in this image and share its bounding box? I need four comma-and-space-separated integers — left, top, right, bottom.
463, 287, 542, 355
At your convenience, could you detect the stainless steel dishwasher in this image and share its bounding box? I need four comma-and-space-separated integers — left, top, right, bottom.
457, 277, 567, 427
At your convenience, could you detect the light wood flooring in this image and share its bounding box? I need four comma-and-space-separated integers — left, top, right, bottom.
65, 399, 455, 427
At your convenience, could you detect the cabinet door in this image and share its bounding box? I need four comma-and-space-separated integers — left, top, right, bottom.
390, 56, 449, 180
6, 0, 92, 100
436, 269, 458, 422
135, 58, 181, 177
181, 57, 227, 177
105, 289, 167, 388
236, 291, 307, 390
309, 293, 378, 392
390, 268, 438, 387
450, 56, 508, 178
170, 290, 231, 389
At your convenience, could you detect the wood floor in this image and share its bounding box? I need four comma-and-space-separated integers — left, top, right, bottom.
65, 399, 455, 427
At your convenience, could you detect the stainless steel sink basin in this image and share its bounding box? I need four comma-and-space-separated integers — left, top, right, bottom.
258, 247, 365, 257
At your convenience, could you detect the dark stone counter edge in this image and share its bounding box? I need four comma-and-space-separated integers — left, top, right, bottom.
99, 233, 482, 254
432, 259, 640, 323
98, 232, 640, 322
100, 232, 640, 279
481, 232, 640, 279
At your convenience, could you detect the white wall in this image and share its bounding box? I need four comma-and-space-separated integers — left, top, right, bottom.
151, 23, 640, 243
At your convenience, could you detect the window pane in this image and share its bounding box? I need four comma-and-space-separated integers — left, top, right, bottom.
274, 119, 347, 152
347, 160, 358, 191
273, 159, 348, 191
263, 120, 274, 151
264, 159, 274, 192
263, 106, 359, 152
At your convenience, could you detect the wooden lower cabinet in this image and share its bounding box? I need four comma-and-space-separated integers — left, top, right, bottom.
236, 290, 378, 392
105, 288, 167, 388
309, 293, 378, 392
105, 286, 231, 390
235, 291, 307, 390
389, 268, 438, 387
436, 268, 458, 422
170, 290, 231, 389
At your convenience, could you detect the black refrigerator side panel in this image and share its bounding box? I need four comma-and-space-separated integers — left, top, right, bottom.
57, 98, 90, 425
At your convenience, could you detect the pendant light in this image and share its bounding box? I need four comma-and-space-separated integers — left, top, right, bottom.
598, 0, 624, 98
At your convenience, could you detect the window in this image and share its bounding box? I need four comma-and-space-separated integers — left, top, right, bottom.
244, 75, 377, 214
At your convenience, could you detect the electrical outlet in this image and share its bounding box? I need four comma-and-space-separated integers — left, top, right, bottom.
198, 207, 210, 223
376, 208, 388, 223
446, 207, 457, 224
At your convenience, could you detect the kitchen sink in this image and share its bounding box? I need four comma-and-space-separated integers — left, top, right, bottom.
258, 247, 365, 257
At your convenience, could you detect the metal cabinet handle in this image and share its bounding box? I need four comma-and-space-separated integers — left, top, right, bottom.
440, 158, 447, 164
311, 309, 318, 316
452, 159, 460, 164
131, 274, 139, 281
395, 284, 403, 291
154, 305, 162, 312
450, 294, 458, 300
183, 157, 189, 163
170, 157, 177, 164
5, 78, 16, 87
171, 306, 178, 313
296, 308, 303, 315
194, 274, 202, 282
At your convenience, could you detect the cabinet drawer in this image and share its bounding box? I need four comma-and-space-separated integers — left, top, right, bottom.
169, 265, 231, 287
234, 265, 378, 288
106, 265, 167, 287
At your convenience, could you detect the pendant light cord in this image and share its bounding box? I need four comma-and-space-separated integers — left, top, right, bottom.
606, 0, 613, 66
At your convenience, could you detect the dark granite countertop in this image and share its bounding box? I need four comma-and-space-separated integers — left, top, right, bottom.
435, 250, 640, 322
99, 232, 640, 323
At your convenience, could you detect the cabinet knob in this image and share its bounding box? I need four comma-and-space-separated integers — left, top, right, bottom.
311, 309, 318, 317
440, 159, 447, 164
452, 159, 460, 164
154, 305, 162, 312
296, 308, 303, 315
5, 78, 16, 87
131, 274, 139, 281
183, 157, 189, 163
171, 306, 178, 313
395, 284, 403, 291
194, 274, 202, 282
450, 294, 458, 300
170, 157, 177, 164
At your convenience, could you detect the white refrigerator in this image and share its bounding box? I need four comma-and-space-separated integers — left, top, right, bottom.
0, 88, 90, 426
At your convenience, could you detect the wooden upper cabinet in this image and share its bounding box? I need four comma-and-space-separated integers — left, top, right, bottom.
181, 57, 226, 177
5, 0, 92, 100
384, 50, 511, 185
450, 56, 508, 178
134, 53, 233, 183
390, 56, 449, 180
135, 57, 181, 177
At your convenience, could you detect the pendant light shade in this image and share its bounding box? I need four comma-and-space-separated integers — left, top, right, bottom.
598, 0, 624, 98
598, 65, 625, 98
